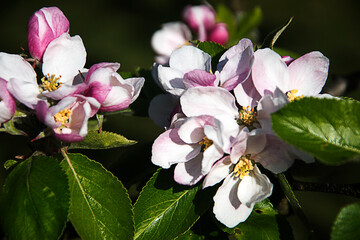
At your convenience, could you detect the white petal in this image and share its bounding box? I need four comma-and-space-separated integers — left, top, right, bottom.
7, 78, 40, 109
42, 33, 86, 84
151, 128, 201, 169
181, 86, 238, 118
174, 154, 204, 186
157, 65, 185, 95
169, 45, 211, 73
252, 48, 289, 95
201, 144, 224, 174
288, 51, 329, 96
203, 156, 232, 188
237, 165, 273, 206
177, 115, 214, 144
0, 53, 36, 83
213, 174, 253, 227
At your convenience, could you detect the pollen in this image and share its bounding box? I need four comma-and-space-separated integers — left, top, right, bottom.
54, 109, 71, 125
41, 74, 62, 92
234, 155, 254, 179
199, 137, 213, 152
286, 89, 303, 102
237, 106, 257, 127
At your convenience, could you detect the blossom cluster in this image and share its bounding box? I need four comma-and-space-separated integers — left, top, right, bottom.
150, 39, 330, 227
151, 4, 229, 64
0, 7, 144, 142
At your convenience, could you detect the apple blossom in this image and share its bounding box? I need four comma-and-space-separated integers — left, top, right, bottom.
252, 48, 329, 100
152, 115, 232, 186
0, 33, 87, 108
0, 78, 16, 124
203, 129, 273, 228
182, 4, 216, 42
27, 6, 70, 61
151, 22, 192, 64
84, 62, 145, 112
36, 95, 100, 142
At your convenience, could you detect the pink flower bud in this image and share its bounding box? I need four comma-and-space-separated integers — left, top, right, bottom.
208, 23, 229, 46
182, 5, 216, 34
27, 7, 70, 61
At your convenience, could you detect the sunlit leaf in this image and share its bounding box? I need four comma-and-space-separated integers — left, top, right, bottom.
61, 153, 134, 240
272, 97, 360, 165
133, 169, 214, 240
69, 130, 136, 149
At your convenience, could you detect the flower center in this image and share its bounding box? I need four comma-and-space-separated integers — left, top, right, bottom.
41, 74, 62, 92
199, 136, 213, 152
233, 155, 254, 179
286, 89, 303, 102
237, 106, 257, 128
54, 109, 71, 126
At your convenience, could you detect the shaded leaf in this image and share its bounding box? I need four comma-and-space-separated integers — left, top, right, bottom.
61, 153, 134, 240
133, 169, 214, 240
272, 97, 360, 165
331, 202, 360, 240
261, 17, 293, 49
0, 156, 69, 240
69, 130, 136, 150
222, 199, 293, 240
175, 229, 205, 240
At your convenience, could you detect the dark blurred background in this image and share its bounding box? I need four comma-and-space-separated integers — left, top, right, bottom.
0, 0, 360, 239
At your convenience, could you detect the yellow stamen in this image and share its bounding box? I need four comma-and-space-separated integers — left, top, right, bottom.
237, 106, 257, 127
286, 89, 303, 102
199, 137, 213, 151
234, 155, 254, 179
54, 109, 71, 125
41, 74, 62, 92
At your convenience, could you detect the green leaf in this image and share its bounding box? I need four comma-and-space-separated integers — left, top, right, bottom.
61, 153, 134, 240
223, 199, 293, 240
197, 41, 226, 71
3, 159, 18, 170
331, 202, 360, 240
0, 156, 69, 240
261, 17, 293, 49
197, 41, 226, 59
133, 169, 214, 240
69, 130, 136, 149
271, 97, 360, 165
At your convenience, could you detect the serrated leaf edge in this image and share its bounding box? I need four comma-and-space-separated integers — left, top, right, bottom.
62, 152, 135, 239
133, 169, 202, 240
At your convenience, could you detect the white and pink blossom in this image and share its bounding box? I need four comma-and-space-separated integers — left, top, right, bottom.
84, 62, 144, 112
151, 22, 192, 64
36, 95, 100, 142
152, 115, 230, 185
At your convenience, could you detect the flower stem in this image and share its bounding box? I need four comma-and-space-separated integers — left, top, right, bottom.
276, 173, 313, 233
96, 114, 104, 133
